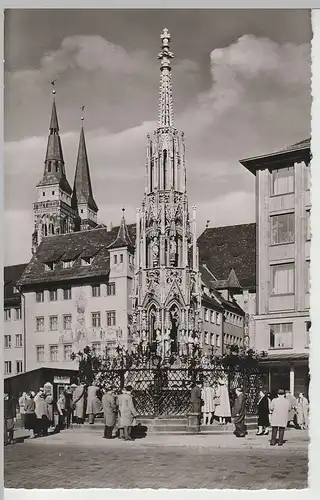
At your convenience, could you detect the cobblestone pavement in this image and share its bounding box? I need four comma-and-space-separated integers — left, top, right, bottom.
4, 428, 308, 490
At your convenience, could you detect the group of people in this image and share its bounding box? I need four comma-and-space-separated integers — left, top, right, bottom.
256, 389, 309, 446
191, 381, 247, 437
4, 380, 139, 444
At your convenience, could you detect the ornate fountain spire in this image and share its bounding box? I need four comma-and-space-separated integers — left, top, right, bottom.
158, 28, 174, 128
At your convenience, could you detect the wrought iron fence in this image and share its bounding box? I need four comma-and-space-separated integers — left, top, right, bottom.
97, 366, 261, 417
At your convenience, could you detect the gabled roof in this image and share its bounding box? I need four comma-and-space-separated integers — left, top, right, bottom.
4, 263, 28, 305
197, 223, 256, 291
71, 126, 98, 213
18, 224, 136, 287
240, 137, 311, 175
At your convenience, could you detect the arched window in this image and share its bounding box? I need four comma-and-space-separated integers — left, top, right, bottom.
150, 160, 153, 192
47, 162, 52, 173
42, 223, 48, 237
49, 223, 54, 235
55, 162, 59, 173
163, 150, 167, 190
149, 307, 157, 343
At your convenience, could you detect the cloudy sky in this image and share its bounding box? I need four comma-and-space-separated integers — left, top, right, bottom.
4, 9, 312, 266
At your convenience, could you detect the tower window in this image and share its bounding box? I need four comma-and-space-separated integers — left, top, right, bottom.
80, 209, 84, 214
43, 192, 45, 196
48, 163, 51, 173
114, 255, 118, 265
120, 254, 123, 263
55, 163, 59, 173
52, 191, 55, 195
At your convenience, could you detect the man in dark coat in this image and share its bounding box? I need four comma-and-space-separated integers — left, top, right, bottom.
190, 382, 202, 425
232, 387, 246, 437
4, 393, 16, 445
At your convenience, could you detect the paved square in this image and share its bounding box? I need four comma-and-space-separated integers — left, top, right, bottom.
4, 428, 308, 489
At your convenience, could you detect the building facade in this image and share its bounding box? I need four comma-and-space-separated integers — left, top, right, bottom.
240, 139, 311, 396
4, 264, 27, 378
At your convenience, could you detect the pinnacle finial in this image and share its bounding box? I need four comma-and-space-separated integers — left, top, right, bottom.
158, 28, 174, 128
51, 80, 56, 95
80, 105, 85, 122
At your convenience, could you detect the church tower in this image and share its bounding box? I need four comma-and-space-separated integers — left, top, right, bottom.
131, 29, 202, 358
32, 87, 77, 252
71, 114, 99, 231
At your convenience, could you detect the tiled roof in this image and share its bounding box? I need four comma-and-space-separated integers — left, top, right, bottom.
197, 223, 256, 290
108, 211, 134, 251
4, 263, 28, 305
18, 224, 136, 287
202, 293, 224, 311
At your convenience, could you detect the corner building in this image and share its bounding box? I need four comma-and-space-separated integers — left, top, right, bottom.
240, 139, 311, 396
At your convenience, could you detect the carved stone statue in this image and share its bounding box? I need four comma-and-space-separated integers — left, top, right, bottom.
152, 236, 159, 264
164, 329, 172, 356
169, 236, 177, 263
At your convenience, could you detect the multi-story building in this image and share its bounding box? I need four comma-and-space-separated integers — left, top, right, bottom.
5, 28, 250, 375
240, 138, 311, 396
4, 264, 27, 378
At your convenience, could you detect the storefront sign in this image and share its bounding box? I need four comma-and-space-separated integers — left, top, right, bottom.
53, 376, 70, 384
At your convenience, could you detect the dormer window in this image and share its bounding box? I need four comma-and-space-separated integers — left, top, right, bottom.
81, 256, 93, 267
45, 262, 56, 271
62, 260, 74, 269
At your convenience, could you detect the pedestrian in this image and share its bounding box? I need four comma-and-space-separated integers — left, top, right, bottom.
296, 392, 309, 430
117, 385, 138, 441
64, 386, 74, 429
256, 389, 270, 435
215, 378, 231, 425
86, 381, 102, 424
44, 382, 54, 431
285, 390, 297, 427
201, 382, 215, 426
190, 381, 202, 426
34, 387, 48, 436
24, 391, 37, 438
102, 387, 117, 439
232, 387, 246, 437
4, 393, 16, 445
269, 389, 291, 446
72, 383, 86, 425
57, 392, 66, 429
18, 392, 27, 429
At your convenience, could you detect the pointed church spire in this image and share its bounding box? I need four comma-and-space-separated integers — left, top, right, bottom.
72, 119, 98, 212
158, 28, 174, 128
38, 85, 72, 195
108, 209, 133, 249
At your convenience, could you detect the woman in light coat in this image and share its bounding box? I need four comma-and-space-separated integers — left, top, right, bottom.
102, 387, 117, 439
72, 384, 86, 425
117, 386, 137, 441
269, 389, 291, 446
296, 393, 309, 429
215, 379, 231, 425
86, 382, 102, 424
201, 382, 215, 426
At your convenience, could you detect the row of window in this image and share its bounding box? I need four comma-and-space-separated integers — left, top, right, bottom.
4, 307, 21, 322
4, 360, 23, 375
4, 334, 23, 349
35, 310, 117, 332
36, 344, 73, 362
203, 331, 221, 348
270, 165, 310, 196
271, 261, 310, 296
35, 283, 116, 303
203, 309, 221, 325
45, 253, 132, 272
224, 334, 243, 347
270, 210, 311, 245
224, 312, 243, 327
